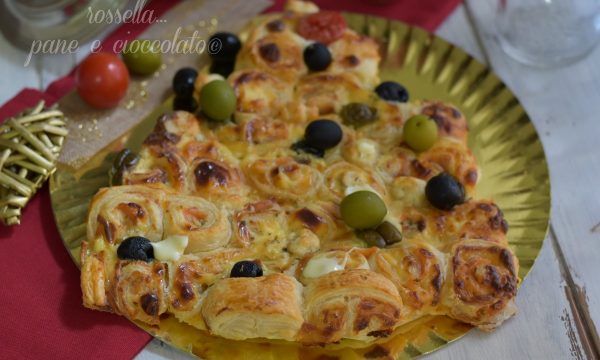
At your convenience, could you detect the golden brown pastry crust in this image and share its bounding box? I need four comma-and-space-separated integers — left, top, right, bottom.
201, 273, 304, 341
300, 269, 403, 344
441, 239, 519, 330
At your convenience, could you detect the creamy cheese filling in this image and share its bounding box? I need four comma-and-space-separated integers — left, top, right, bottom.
152, 235, 189, 261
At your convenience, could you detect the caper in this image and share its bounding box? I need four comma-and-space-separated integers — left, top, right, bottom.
340, 102, 378, 128
376, 221, 403, 245
356, 229, 386, 248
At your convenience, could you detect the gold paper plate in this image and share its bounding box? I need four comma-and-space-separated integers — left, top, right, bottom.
50, 13, 551, 359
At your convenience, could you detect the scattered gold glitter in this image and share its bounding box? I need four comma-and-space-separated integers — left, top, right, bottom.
77, 124, 83, 129
198, 20, 206, 27
210, 17, 218, 26
161, 64, 167, 70
125, 100, 135, 109
141, 81, 148, 87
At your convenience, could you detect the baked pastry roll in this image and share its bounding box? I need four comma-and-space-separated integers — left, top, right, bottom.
288, 202, 345, 242
237, 31, 307, 83
167, 251, 247, 330
80, 242, 109, 310
244, 156, 323, 201
323, 161, 386, 201
124, 147, 188, 192
163, 194, 232, 253
231, 200, 291, 269
415, 138, 479, 192
328, 31, 380, 88
371, 241, 445, 314
434, 200, 509, 246
295, 73, 368, 115
441, 239, 519, 330
188, 157, 248, 207
179, 139, 238, 165
375, 147, 418, 184
167, 256, 209, 330
141, 112, 201, 152
388, 176, 428, 209
229, 70, 291, 117
86, 185, 165, 244
111, 260, 169, 325
201, 273, 304, 341
355, 101, 405, 149
300, 269, 403, 344
418, 101, 468, 144
214, 115, 291, 147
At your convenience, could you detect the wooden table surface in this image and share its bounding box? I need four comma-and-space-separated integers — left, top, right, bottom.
1, 2, 598, 359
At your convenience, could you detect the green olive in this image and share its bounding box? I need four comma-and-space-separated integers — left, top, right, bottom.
376, 221, 403, 245
340, 190, 387, 229
200, 80, 236, 121
403, 114, 439, 152
356, 229, 386, 248
122, 40, 162, 75
340, 102, 378, 128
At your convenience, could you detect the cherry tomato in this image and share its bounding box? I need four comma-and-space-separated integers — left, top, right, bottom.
297, 11, 347, 45
76, 52, 129, 109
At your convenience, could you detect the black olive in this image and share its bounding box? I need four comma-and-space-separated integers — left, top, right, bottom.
340, 102, 378, 128
375, 221, 403, 245
425, 173, 466, 210
210, 60, 235, 78
230, 260, 263, 278
208, 32, 242, 62
291, 140, 325, 158
173, 95, 198, 112
172, 67, 198, 98
109, 148, 139, 186
356, 229, 386, 248
304, 119, 343, 150
117, 236, 154, 262
303, 42, 332, 72
375, 81, 409, 102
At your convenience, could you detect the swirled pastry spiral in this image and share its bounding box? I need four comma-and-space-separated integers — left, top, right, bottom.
441, 239, 519, 330
86, 185, 165, 244
371, 241, 445, 314
244, 156, 323, 201
163, 194, 232, 253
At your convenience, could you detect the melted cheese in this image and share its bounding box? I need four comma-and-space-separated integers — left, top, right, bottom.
356, 139, 378, 164
152, 235, 189, 262
303, 249, 370, 278
303, 255, 344, 278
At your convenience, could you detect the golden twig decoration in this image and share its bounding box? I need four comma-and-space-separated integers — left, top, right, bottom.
0, 101, 68, 225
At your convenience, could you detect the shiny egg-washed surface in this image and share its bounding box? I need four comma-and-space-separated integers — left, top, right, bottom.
50, 8, 550, 360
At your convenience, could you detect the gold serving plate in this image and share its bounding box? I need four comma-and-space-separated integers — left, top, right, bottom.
50, 13, 551, 359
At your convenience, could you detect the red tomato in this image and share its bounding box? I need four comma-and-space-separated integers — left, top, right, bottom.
76, 53, 129, 109
297, 11, 347, 45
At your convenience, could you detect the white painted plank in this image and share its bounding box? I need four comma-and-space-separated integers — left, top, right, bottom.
465, 0, 600, 355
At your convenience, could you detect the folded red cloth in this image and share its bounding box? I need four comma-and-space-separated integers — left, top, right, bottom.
0, 1, 460, 359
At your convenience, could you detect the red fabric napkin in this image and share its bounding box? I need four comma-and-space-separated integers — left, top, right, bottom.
0, 1, 461, 359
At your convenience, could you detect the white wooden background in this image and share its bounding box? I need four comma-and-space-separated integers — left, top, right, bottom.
1, 1, 599, 359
